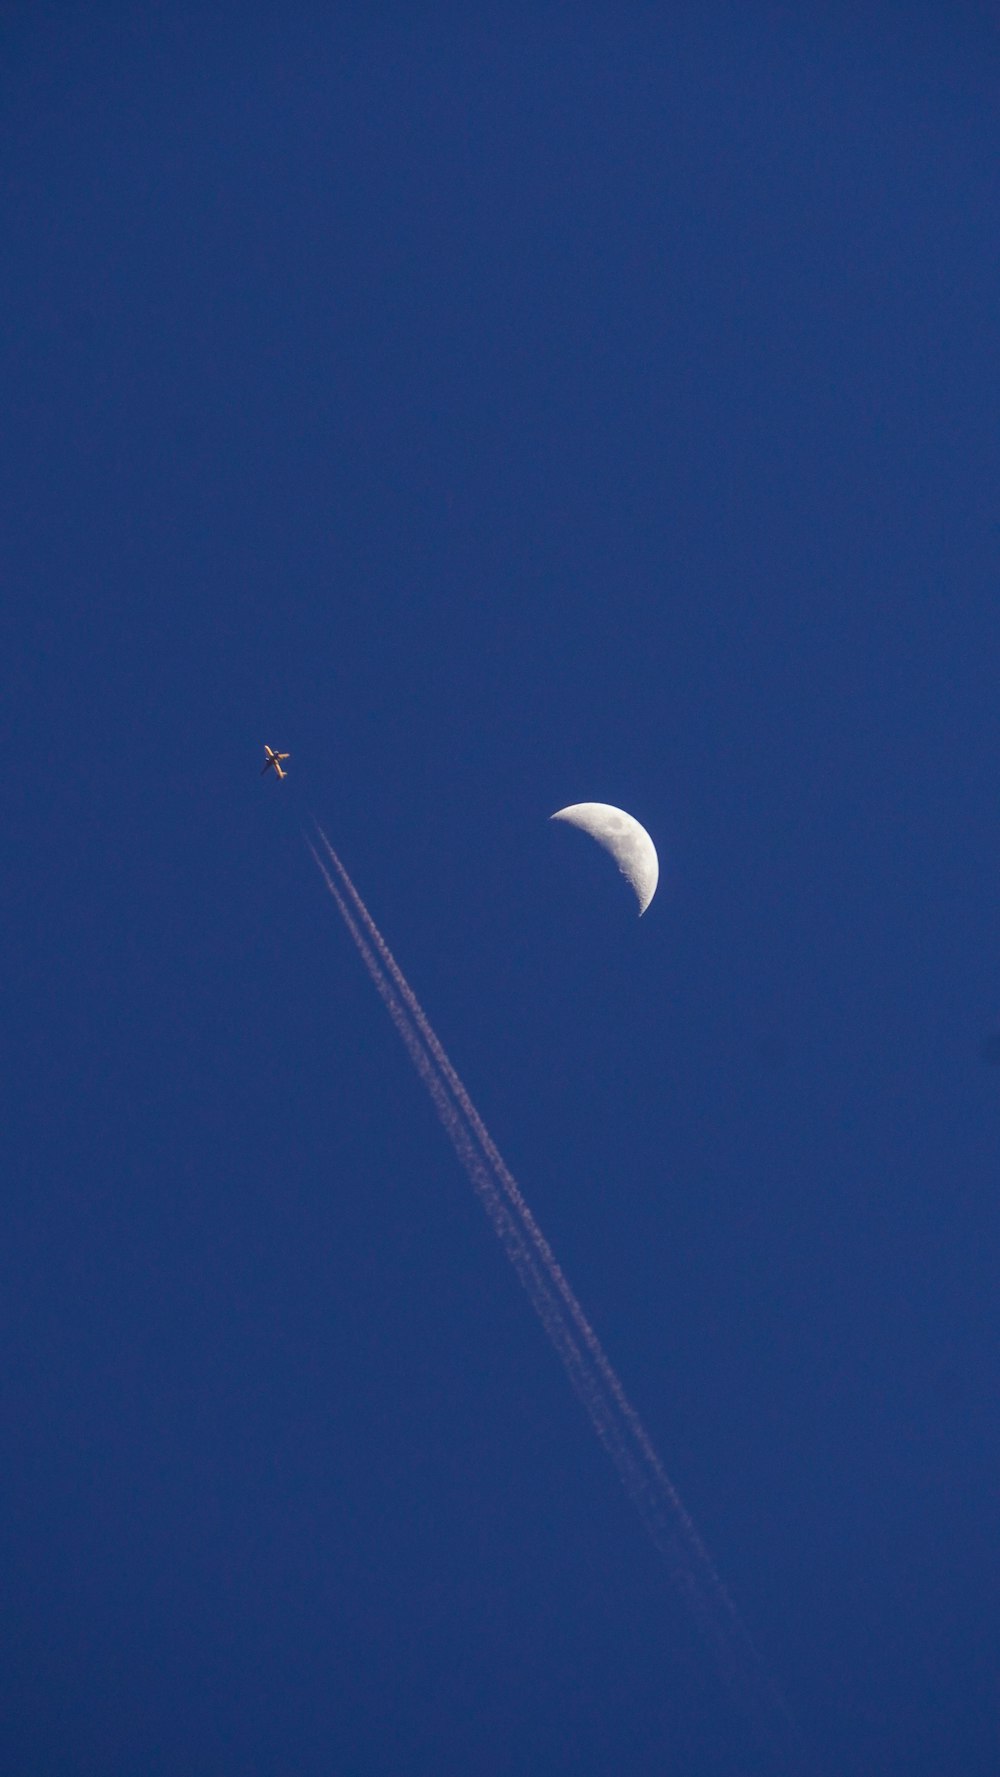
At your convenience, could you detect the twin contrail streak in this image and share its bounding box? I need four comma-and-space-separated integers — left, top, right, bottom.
310, 831, 802, 1768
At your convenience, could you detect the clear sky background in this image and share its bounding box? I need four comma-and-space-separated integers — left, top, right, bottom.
3, 5, 999, 1773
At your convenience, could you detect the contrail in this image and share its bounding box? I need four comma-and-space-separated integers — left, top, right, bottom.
306, 846, 652, 1485
317, 836, 719, 1552
310, 832, 803, 1768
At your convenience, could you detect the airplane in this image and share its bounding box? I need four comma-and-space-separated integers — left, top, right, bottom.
261, 745, 290, 779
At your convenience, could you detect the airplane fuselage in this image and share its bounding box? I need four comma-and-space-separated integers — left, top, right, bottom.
262, 746, 290, 779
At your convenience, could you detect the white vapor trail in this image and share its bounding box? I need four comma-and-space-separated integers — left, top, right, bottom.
310, 831, 803, 1769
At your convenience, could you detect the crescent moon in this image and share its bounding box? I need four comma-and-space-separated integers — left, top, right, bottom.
550, 803, 659, 915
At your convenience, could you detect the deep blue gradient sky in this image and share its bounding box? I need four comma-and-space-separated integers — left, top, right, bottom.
4, 6, 999, 1773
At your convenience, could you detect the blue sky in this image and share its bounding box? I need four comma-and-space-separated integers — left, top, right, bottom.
3, 6, 999, 1773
